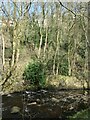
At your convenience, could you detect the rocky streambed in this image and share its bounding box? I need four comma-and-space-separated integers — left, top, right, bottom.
2, 89, 90, 119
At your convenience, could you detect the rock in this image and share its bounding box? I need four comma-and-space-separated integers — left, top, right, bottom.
36, 99, 41, 103
25, 107, 29, 112
0, 91, 4, 95
40, 89, 47, 93
63, 98, 66, 101
11, 106, 20, 113
7, 94, 12, 97
27, 102, 37, 106
51, 97, 59, 102
25, 91, 30, 94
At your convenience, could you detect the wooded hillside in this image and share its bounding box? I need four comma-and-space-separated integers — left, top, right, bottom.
0, 1, 90, 93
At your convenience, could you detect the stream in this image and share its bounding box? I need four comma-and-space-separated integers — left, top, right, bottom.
2, 89, 90, 119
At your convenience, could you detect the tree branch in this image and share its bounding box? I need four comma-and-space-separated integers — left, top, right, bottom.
1, 2, 9, 17
58, 0, 76, 17
23, 2, 32, 16
11, 0, 21, 16
58, 0, 90, 19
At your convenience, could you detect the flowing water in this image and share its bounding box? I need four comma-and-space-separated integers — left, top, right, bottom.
2, 89, 90, 119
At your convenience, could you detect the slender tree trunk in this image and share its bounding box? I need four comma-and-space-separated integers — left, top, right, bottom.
15, 40, 20, 63
67, 28, 72, 76
2, 33, 5, 70
38, 2, 45, 59
87, 1, 90, 89
11, 31, 16, 66
53, 3, 60, 75
68, 49, 72, 76
56, 30, 60, 75
53, 28, 60, 75
81, 17, 88, 88
67, 3, 72, 76
72, 24, 77, 76
0, 32, 3, 81
38, 27, 43, 59
44, 28, 48, 58
11, 2, 16, 66
15, 3, 23, 64
53, 50, 57, 75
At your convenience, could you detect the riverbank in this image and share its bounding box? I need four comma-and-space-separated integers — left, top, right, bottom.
1, 74, 88, 95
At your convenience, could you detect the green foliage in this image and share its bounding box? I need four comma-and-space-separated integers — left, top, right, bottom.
23, 61, 46, 87
46, 59, 53, 75
69, 108, 90, 120
60, 58, 68, 76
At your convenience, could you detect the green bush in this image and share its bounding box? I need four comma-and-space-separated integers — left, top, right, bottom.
23, 61, 46, 88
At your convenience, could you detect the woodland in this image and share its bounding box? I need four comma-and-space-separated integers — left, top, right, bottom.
0, 1, 90, 119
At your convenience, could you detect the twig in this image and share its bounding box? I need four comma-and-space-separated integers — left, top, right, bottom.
23, 2, 32, 16
1, 2, 9, 17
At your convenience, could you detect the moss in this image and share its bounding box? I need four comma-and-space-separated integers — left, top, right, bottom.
69, 108, 90, 120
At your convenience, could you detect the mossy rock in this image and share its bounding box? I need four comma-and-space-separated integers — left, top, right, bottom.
11, 106, 20, 113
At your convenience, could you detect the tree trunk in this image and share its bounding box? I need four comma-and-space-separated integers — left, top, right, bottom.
11, 2, 16, 66
67, 3, 72, 76
53, 48, 57, 75
2, 33, 5, 70
11, 34, 16, 66
56, 30, 60, 75
15, 40, 20, 63
38, 27, 43, 59
87, 1, 90, 89
72, 24, 77, 76
0, 32, 3, 82
81, 17, 88, 88
53, 3, 60, 75
44, 28, 48, 58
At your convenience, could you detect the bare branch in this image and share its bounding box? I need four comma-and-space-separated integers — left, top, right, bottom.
11, 0, 21, 16
23, 2, 32, 16
58, 0, 76, 17
58, 0, 90, 19
1, 2, 9, 17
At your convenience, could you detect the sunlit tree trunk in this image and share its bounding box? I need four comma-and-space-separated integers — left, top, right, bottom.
67, 3, 72, 76
53, 3, 60, 75
15, 39, 20, 63
44, 27, 48, 58
56, 30, 60, 75
38, 2, 45, 59
15, 3, 22, 64
2, 33, 5, 70
38, 27, 43, 59
56, 4, 62, 75
67, 3, 76, 76
53, 48, 57, 75
87, 1, 90, 89
0, 32, 3, 80
11, 2, 16, 66
68, 48, 72, 76
11, 26, 16, 66
72, 23, 77, 76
